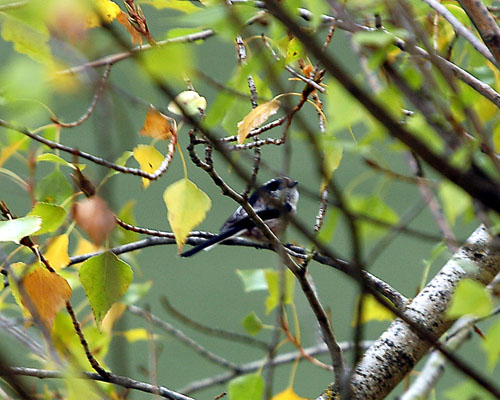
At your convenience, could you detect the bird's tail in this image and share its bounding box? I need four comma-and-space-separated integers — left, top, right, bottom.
180, 226, 242, 257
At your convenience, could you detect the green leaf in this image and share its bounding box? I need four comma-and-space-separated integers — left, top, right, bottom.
444, 380, 496, 400
446, 279, 492, 319
115, 200, 139, 245
79, 252, 133, 329
228, 374, 264, 400
0, 13, 51, 64
482, 317, 500, 371
28, 202, 67, 235
350, 195, 399, 240
35, 169, 73, 205
0, 216, 41, 243
242, 312, 263, 335
439, 181, 471, 226
353, 31, 395, 47
37, 153, 86, 170
322, 139, 343, 184
142, 42, 192, 83
286, 37, 304, 64
237, 269, 268, 292
265, 269, 295, 314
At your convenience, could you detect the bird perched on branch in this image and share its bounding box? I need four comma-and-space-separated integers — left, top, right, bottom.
180, 176, 299, 257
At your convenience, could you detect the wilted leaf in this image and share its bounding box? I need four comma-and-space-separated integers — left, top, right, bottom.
22, 264, 72, 330
133, 144, 165, 188
163, 178, 211, 252
447, 279, 492, 319
351, 294, 394, 326
168, 90, 207, 116
242, 312, 263, 335
0, 216, 41, 243
73, 196, 116, 246
237, 99, 280, 144
140, 108, 176, 140
29, 202, 67, 234
44, 234, 70, 270
272, 387, 308, 400
265, 269, 295, 314
79, 252, 133, 329
237, 269, 268, 292
228, 374, 264, 400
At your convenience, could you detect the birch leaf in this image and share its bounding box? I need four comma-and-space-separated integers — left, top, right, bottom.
0, 216, 41, 243
163, 179, 211, 252
22, 265, 72, 330
237, 100, 280, 144
44, 234, 70, 271
140, 108, 176, 140
133, 144, 165, 188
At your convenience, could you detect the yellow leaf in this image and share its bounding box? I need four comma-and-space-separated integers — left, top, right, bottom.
140, 108, 177, 140
237, 99, 280, 144
21, 265, 72, 330
120, 328, 161, 342
86, 0, 121, 28
101, 302, 126, 333
73, 237, 100, 262
272, 387, 308, 400
133, 144, 165, 188
163, 178, 211, 252
351, 294, 394, 326
45, 234, 70, 271
0, 138, 28, 168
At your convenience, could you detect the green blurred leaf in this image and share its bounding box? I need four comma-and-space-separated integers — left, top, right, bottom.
37, 153, 85, 170
265, 269, 295, 314
0, 13, 51, 64
237, 269, 268, 292
353, 31, 395, 47
446, 279, 492, 319
35, 169, 73, 205
444, 379, 496, 400
28, 202, 67, 234
228, 373, 264, 400
166, 27, 206, 41
317, 208, 340, 245
79, 252, 133, 329
141, 0, 201, 13
242, 312, 263, 335
121, 281, 153, 305
482, 317, 500, 371
322, 139, 343, 185
0, 216, 41, 243
439, 181, 471, 226
142, 43, 193, 83
115, 200, 139, 245
350, 195, 399, 240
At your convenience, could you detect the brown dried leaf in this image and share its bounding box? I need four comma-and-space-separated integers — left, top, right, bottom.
237, 99, 280, 144
73, 196, 116, 246
140, 108, 177, 140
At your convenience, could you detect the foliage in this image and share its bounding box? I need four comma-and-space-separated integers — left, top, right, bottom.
0, 0, 500, 399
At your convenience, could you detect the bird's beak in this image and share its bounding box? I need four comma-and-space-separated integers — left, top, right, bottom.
291, 180, 298, 187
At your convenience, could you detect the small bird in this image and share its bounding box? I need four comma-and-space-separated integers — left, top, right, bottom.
180, 176, 299, 257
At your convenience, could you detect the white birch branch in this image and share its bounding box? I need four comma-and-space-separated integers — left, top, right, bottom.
318, 225, 500, 399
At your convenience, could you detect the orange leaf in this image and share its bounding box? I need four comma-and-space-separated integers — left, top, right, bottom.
140, 108, 177, 140
117, 11, 143, 46
22, 266, 72, 330
73, 196, 116, 246
237, 99, 280, 144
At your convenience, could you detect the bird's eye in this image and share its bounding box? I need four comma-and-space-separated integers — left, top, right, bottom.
266, 179, 281, 191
